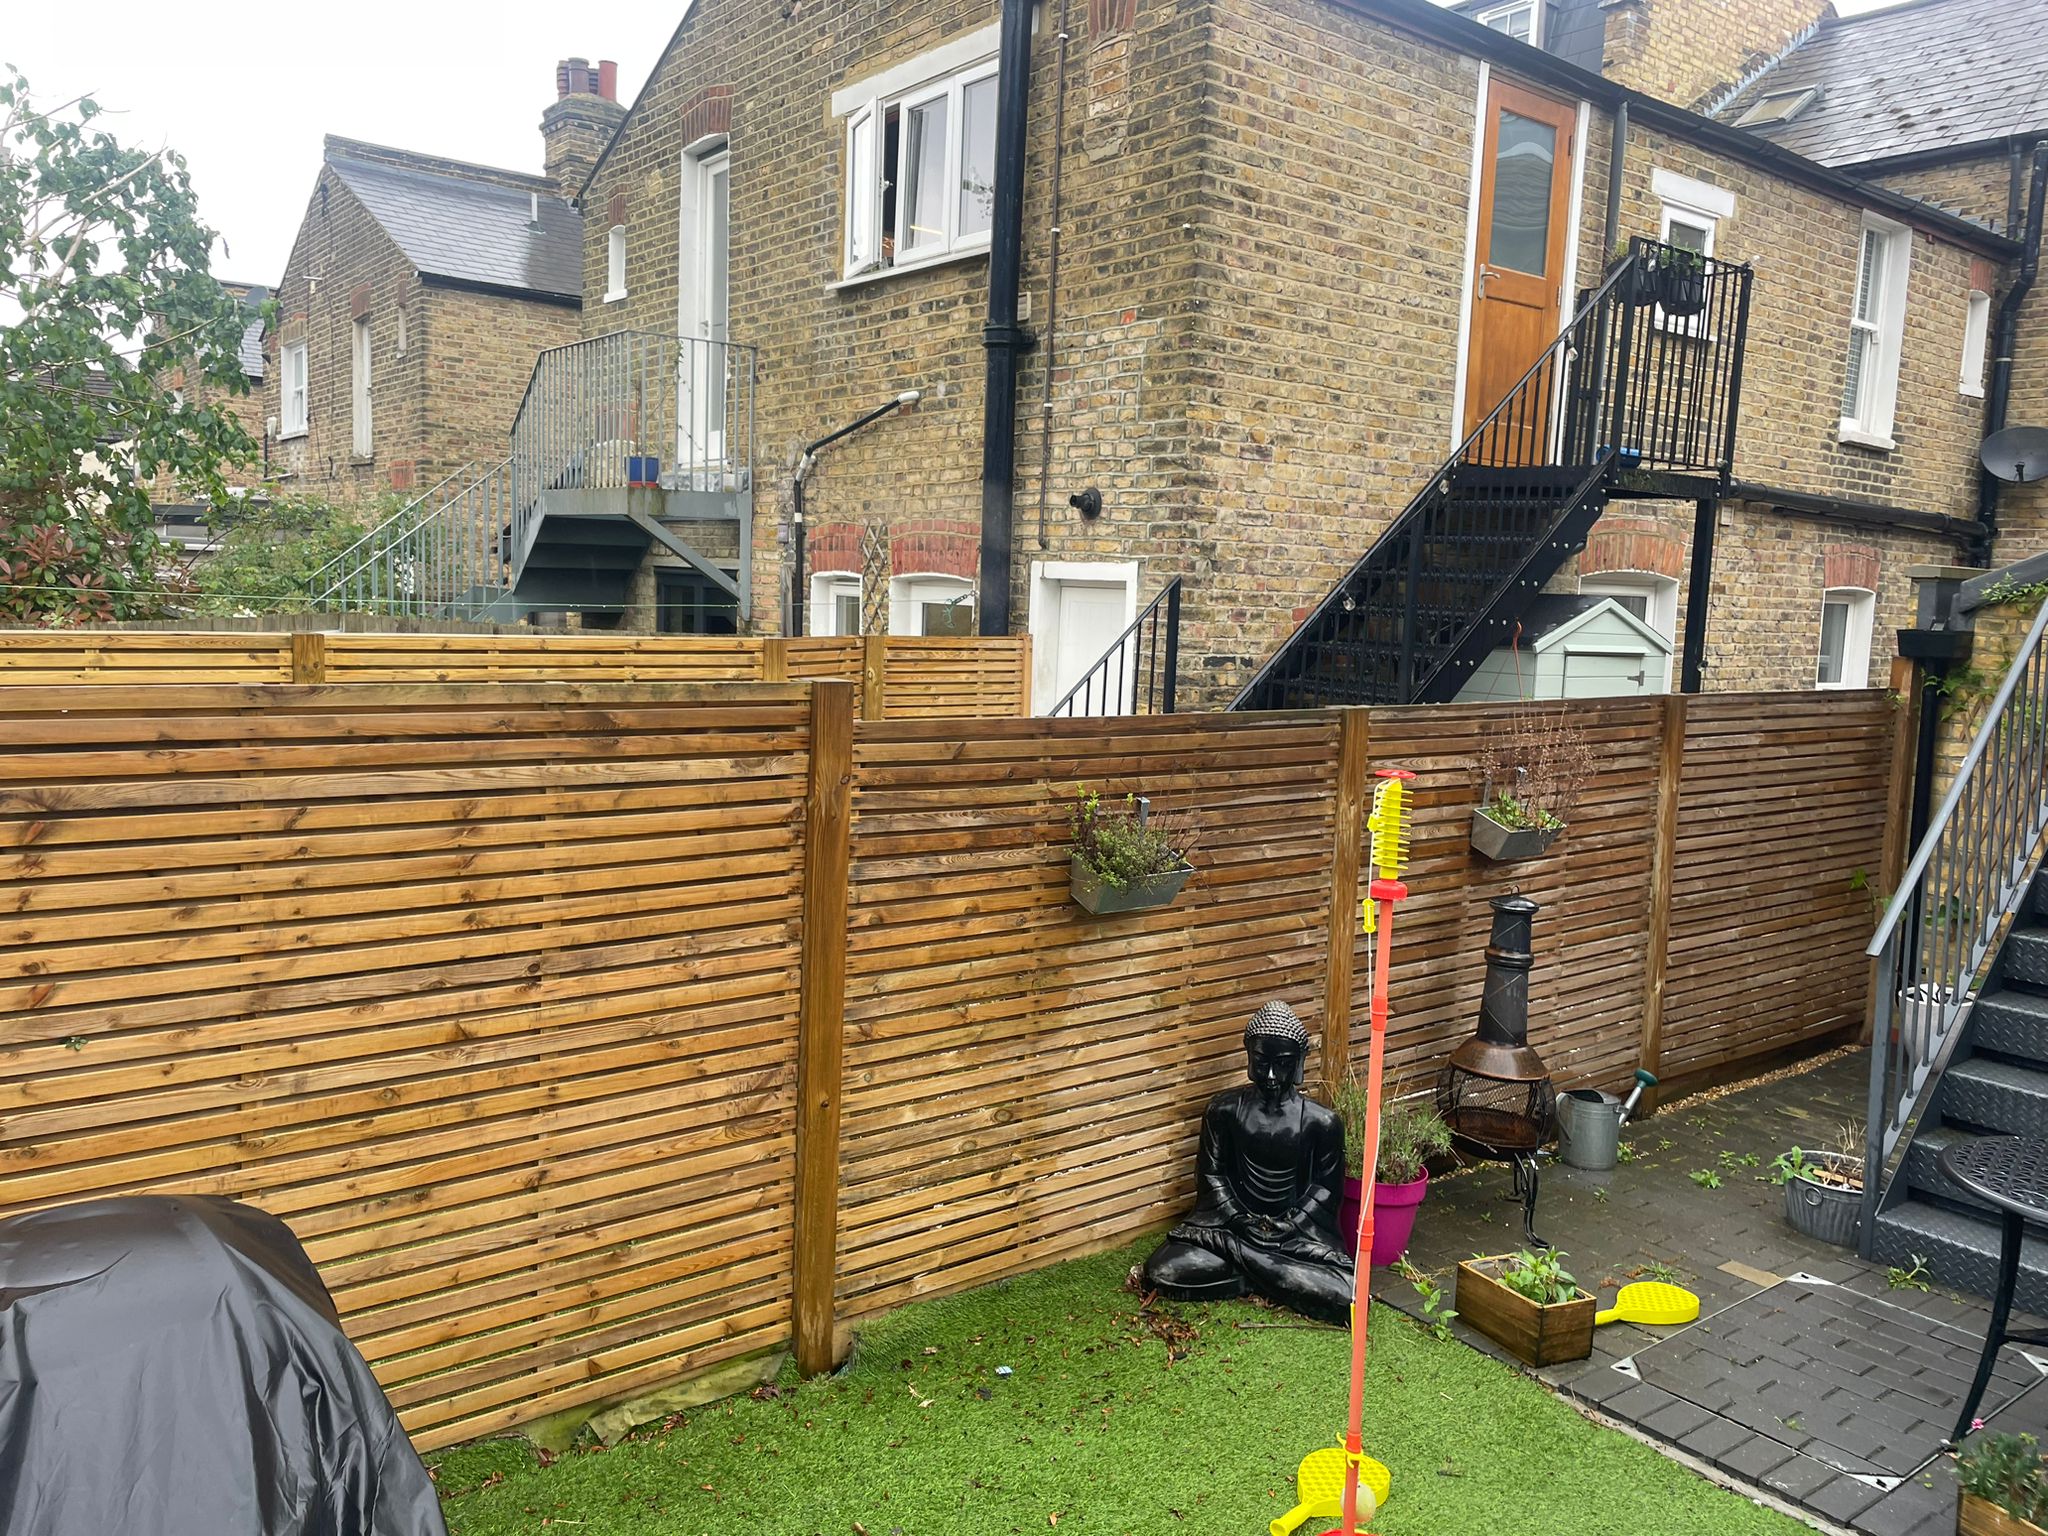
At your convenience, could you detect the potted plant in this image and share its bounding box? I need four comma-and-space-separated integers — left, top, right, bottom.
1957, 1432, 2048, 1535
1769, 1124, 1864, 1247
1454, 1249, 1596, 1366
1334, 1085, 1452, 1267
1655, 244, 1710, 319
1471, 704, 1592, 862
1068, 786, 1196, 916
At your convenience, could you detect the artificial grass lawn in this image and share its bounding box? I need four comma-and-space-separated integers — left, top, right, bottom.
432, 1242, 1807, 1536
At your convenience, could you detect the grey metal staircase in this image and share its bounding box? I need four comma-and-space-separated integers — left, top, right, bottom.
1232, 239, 1753, 709
1865, 594, 2048, 1305
310, 330, 756, 622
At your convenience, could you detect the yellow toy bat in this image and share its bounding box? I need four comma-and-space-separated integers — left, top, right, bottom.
1595, 1281, 1700, 1327
1270, 1445, 1391, 1536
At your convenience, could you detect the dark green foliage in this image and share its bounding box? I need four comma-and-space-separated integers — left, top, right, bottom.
1498, 1248, 1579, 1307
1334, 1083, 1451, 1182
1069, 786, 1191, 890
188, 496, 374, 615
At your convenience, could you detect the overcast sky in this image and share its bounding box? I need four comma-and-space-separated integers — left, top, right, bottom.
8, 0, 1909, 287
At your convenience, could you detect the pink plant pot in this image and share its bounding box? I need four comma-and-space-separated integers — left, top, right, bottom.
1339, 1170, 1430, 1268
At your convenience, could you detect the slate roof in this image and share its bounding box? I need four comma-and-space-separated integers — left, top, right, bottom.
326, 153, 583, 302
1717, 0, 2048, 169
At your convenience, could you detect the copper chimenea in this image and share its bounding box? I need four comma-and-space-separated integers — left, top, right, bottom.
1436, 894, 1556, 1247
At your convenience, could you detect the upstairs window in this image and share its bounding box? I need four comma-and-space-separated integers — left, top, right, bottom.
1477, 1, 1540, 43
843, 52, 998, 278
351, 317, 372, 457
280, 339, 308, 438
605, 225, 627, 302
1840, 218, 1911, 450
1816, 587, 1875, 689
1734, 86, 1821, 128
1961, 289, 1991, 398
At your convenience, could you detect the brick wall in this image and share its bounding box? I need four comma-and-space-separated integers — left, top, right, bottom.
266, 165, 579, 510
1598, 0, 1831, 111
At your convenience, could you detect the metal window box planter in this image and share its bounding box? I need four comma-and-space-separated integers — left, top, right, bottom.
1470, 809, 1562, 862
1068, 853, 1194, 916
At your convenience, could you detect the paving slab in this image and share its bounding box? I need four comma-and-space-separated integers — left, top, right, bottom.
1369, 1049, 2048, 1535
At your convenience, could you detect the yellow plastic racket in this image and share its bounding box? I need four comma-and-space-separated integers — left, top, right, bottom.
1269, 1445, 1390, 1536
1594, 1281, 1700, 1327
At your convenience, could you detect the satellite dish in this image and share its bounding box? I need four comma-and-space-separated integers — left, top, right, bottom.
1982, 426, 2048, 484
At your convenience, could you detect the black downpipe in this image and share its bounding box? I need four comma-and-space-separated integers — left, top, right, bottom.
1603, 101, 1628, 256
979, 0, 1035, 636
1977, 141, 2048, 561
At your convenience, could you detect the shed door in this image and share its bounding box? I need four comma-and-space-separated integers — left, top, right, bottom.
1465, 79, 1577, 454
1558, 647, 1653, 699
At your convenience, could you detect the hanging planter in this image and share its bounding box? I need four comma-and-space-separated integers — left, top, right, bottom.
1655, 251, 1710, 319
1068, 786, 1197, 917
1471, 703, 1590, 863
1470, 806, 1563, 862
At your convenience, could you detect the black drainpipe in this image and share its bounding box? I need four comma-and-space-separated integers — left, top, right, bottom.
1976, 141, 2047, 563
1603, 101, 1628, 257
978, 0, 1035, 636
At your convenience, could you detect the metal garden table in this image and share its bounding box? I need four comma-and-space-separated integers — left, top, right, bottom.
1937, 1134, 2048, 1444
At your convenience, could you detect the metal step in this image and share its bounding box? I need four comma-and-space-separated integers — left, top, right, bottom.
1975, 988, 2048, 1064
2006, 927, 2048, 987
1940, 1057, 2048, 1138
1873, 1199, 2048, 1312
2033, 868, 2048, 920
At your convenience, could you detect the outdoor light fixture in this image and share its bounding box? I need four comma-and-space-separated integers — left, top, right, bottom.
1069, 487, 1103, 520
789, 390, 922, 635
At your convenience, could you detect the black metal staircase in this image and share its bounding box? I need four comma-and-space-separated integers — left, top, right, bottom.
1233, 239, 1753, 710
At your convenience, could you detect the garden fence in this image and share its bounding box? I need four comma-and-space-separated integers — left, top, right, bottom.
0, 680, 1905, 1449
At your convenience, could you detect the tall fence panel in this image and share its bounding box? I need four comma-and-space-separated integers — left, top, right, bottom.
0, 682, 814, 1450
835, 711, 1343, 1319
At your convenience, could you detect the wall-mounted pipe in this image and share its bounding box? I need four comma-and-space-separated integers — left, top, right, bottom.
978, 0, 1035, 635
1978, 140, 2047, 561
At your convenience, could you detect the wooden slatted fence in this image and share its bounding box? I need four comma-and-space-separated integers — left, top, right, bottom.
0, 630, 1030, 719
0, 683, 1903, 1448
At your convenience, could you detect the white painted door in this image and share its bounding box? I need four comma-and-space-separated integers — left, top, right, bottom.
1051, 582, 1133, 712
678, 150, 730, 468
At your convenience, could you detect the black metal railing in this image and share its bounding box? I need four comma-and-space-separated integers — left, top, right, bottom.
1233, 238, 1752, 711
1862, 597, 2048, 1249
1047, 578, 1182, 717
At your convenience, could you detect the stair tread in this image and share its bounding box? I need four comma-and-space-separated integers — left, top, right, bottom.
1947, 1057, 2048, 1090
1877, 1199, 2048, 1263
1979, 989, 2048, 1019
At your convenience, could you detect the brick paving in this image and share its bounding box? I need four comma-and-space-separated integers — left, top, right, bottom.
1369, 1051, 2048, 1534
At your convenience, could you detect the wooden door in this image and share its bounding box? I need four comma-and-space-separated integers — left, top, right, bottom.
1465, 80, 1578, 450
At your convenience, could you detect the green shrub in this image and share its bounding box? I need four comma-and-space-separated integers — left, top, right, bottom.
1069, 786, 1192, 890
1958, 1431, 2048, 1523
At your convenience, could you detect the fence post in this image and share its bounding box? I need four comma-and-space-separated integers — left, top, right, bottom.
762, 637, 789, 683
1638, 693, 1688, 1112
1016, 635, 1034, 717
1865, 656, 1921, 1044
1321, 707, 1371, 1099
290, 632, 327, 684
861, 635, 888, 719
793, 680, 854, 1375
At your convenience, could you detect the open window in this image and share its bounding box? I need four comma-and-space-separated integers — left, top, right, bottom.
1962, 289, 1991, 399
1840, 217, 1911, 450
1816, 587, 1875, 690
810, 572, 861, 636
841, 50, 998, 279
889, 574, 976, 636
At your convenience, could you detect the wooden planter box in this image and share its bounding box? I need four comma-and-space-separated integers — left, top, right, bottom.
1470, 809, 1562, 862
1068, 853, 1194, 916
1455, 1257, 1596, 1367
1960, 1491, 2048, 1536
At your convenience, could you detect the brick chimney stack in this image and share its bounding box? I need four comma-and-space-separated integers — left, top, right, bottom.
541, 57, 626, 195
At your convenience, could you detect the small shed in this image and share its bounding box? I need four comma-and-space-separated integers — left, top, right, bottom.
1453, 595, 1673, 703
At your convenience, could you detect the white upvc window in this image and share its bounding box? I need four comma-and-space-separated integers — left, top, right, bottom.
840, 47, 999, 280
605, 225, 627, 303
811, 572, 861, 636
351, 316, 372, 457
1816, 587, 1876, 690
1840, 217, 1912, 450
889, 574, 976, 637
1652, 172, 1734, 338
1961, 288, 1991, 399
280, 339, 308, 438
1477, 0, 1540, 43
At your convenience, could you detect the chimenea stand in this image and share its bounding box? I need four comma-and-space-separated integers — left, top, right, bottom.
1436, 894, 1556, 1248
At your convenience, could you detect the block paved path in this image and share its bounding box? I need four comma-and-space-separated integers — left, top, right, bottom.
1369, 1051, 2048, 1534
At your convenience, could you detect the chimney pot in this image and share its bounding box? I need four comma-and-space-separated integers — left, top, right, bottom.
599, 60, 618, 102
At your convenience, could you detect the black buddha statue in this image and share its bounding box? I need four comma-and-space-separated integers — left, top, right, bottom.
1143, 1001, 1353, 1323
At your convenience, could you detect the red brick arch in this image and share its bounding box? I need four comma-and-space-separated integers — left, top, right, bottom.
1823, 543, 1881, 593
890, 524, 977, 581
1581, 517, 1684, 581
807, 523, 861, 573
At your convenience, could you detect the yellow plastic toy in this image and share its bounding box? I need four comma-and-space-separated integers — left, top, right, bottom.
1595, 1281, 1701, 1327
1270, 1446, 1391, 1536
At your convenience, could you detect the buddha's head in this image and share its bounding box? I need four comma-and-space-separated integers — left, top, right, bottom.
1244, 1001, 1310, 1109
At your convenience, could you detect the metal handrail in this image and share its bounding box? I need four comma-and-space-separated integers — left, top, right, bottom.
1861, 595, 2048, 1251
307, 462, 481, 606
1047, 578, 1182, 717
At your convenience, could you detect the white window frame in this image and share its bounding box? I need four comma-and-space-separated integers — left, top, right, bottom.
811, 572, 862, 637
350, 316, 372, 458
604, 225, 627, 303
1581, 572, 1678, 691
888, 573, 977, 636
1816, 586, 1876, 690
395, 307, 408, 357
1477, 0, 1540, 44
280, 339, 308, 438
1840, 216, 1912, 451
1734, 86, 1821, 129
836, 45, 998, 282
1961, 288, 1991, 399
